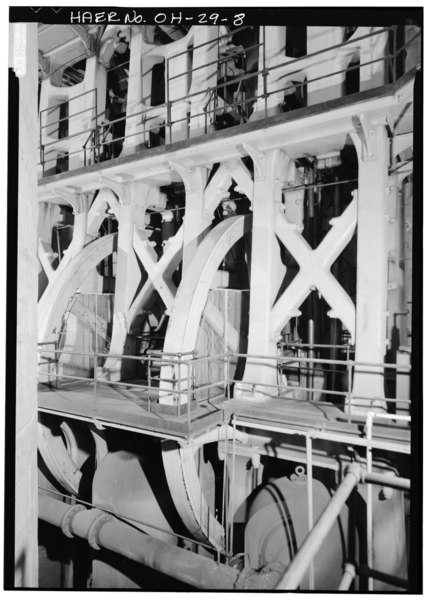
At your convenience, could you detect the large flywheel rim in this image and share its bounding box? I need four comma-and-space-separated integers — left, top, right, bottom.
38, 234, 117, 492
161, 215, 252, 550
38, 233, 117, 342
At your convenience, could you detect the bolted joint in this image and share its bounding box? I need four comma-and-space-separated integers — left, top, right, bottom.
87, 511, 115, 550
60, 503, 86, 539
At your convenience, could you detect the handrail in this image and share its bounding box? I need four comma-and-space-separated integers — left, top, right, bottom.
37, 345, 413, 415
82, 127, 95, 149
37, 345, 412, 373
38, 25, 420, 176
166, 23, 252, 63
40, 87, 97, 116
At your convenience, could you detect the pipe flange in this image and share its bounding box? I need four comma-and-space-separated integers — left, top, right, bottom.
87, 512, 114, 550
60, 504, 86, 538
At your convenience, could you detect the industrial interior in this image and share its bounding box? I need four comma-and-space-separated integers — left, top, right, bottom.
12, 15, 421, 591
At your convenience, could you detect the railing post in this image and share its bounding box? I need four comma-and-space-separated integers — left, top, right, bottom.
39, 113, 44, 175
176, 353, 182, 416
148, 353, 152, 390
94, 87, 98, 137
262, 26, 268, 118
93, 352, 98, 397
55, 341, 59, 388
347, 346, 352, 422
187, 358, 192, 434
166, 56, 172, 144
41, 146, 45, 177
166, 102, 172, 144
227, 353, 231, 400
393, 25, 397, 84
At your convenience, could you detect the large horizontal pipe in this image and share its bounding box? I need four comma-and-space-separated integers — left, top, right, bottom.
276, 463, 362, 590
362, 470, 410, 490
38, 495, 239, 590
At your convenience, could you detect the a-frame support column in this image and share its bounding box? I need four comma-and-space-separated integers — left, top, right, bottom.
351, 121, 389, 412
235, 148, 287, 396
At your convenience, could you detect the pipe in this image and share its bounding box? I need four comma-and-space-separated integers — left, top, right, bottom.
366, 412, 374, 591
305, 434, 314, 589
276, 463, 362, 590
39, 495, 239, 590
329, 175, 342, 396
362, 470, 410, 490
338, 563, 356, 591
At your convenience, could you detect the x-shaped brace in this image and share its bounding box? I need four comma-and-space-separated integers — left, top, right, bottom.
271, 193, 357, 342
129, 225, 184, 322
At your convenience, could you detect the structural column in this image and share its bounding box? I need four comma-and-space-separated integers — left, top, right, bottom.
188, 27, 220, 135
11, 22, 39, 586
104, 182, 149, 380
352, 122, 389, 411
179, 165, 209, 273
123, 27, 145, 154
235, 148, 287, 395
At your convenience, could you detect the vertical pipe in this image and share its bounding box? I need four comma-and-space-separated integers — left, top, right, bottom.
221, 421, 229, 553
229, 415, 237, 556
308, 319, 315, 401
262, 27, 268, 118
393, 25, 397, 83
56, 225, 62, 263
366, 412, 374, 591
330, 175, 341, 395
39, 116, 43, 172
95, 293, 98, 355
347, 345, 352, 422
224, 289, 229, 390
187, 358, 191, 435
306, 166, 316, 399
94, 87, 99, 163
55, 341, 59, 388
176, 354, 182, 416
306, 434, 314, 589
166, 56, 171, 143
93, 352, 97, 397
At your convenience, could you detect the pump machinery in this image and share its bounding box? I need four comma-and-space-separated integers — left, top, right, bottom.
31, 18, 421, 591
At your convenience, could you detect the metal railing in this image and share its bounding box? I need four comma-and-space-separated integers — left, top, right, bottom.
37, 346, 227, 435
39, 87, 98, 176
38, 343, 411, 436
38, 26, 421, 177
37, 339, 412, 589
